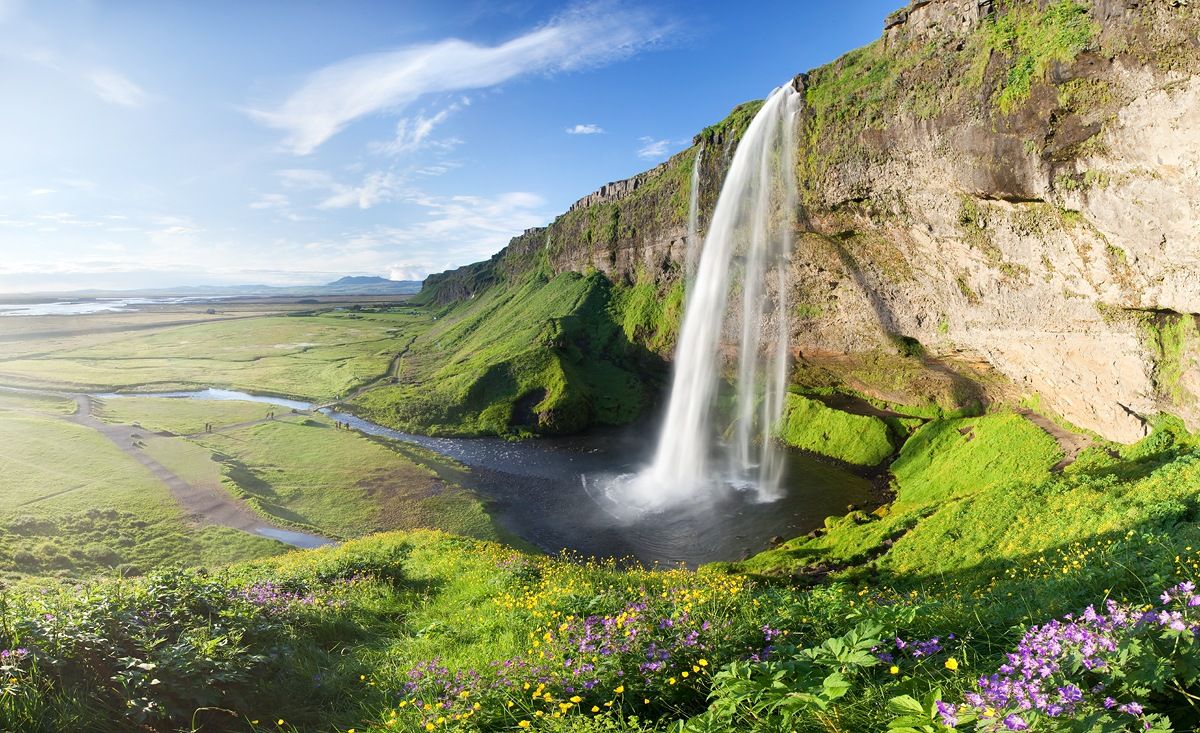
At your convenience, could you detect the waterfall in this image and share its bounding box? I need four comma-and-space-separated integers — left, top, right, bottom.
614, 83, 801, 510
685, 145, 704, 279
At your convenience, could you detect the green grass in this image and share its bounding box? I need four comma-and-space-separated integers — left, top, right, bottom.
890, 410, 1063, 507
777, 393, 895, 466
95, 396, 277, 435
353, 271, 656, 436
8, 519, 1200, 732
734, 410, 1065, 576
184, 416, 502, 541
0, 314, 402, 401
0, 390, 76, 415
0, 412, 284, 579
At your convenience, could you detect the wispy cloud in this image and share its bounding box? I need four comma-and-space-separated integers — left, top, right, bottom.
87, 69, 148, 107
28, 187, 55, 196
273, 168, 405, 211
566, 123, 604, 135
372, 99, 468, 157
636, 136, 673, 160
318, 171, 402, 210
250, 2, 675, 154
249, 193, 290, 210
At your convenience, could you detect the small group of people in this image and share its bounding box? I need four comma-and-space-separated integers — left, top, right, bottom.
203, 422, 213, 433
333, 420, 352, 431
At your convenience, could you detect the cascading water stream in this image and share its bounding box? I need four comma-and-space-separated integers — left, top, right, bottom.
610, 82, 801, 511
685, 145, 704, 279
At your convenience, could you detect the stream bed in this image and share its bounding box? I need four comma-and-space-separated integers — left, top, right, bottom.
99, 390, 877, 566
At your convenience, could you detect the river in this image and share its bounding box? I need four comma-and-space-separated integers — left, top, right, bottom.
98, 390, 877, 566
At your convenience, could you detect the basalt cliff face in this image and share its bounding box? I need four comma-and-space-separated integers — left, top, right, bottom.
421, 0, 1200, 443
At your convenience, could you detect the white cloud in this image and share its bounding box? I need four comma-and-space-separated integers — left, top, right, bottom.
274, 168, 404, 211
566, 123, 604, 135
28, 187, 55, 196
249, 193, 290, 210
372, 99, 468, 157
87, 69, 148, 107
388, 266, 426, 281
276, 168, 334, 188
318, 171, 402, 210
0, 187, 546, 290
636, 136, 675, 160
250, 2, 674, 154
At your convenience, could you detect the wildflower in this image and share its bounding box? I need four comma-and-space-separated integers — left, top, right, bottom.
1002, 714, 1028, 730
518, 721, 531, 729
698, 659, 708, 667
945, 657, 959, 671
935, 700, 958, 727
889, 665, 899, 675
614, 685, 624, 694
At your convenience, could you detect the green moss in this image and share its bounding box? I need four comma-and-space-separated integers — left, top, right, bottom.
955, 275, 980, 305
843, 351, 982, 418
1139, 312, 1200, 408
777, 394, 895, 467
698, 100, 765, 145
891, 411, 1064, 508
978, 1, 1098, 114
610, 273, 685, 354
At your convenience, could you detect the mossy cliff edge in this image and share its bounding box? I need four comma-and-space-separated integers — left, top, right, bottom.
388, 0, 1200, 445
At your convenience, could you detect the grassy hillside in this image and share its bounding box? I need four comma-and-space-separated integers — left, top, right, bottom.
353, 271, 662, 436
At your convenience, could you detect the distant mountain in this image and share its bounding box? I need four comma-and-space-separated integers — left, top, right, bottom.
320, 276, 421, 294
327, 276, 396, 287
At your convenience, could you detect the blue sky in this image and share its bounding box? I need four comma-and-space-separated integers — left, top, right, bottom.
0, 0, 898, 292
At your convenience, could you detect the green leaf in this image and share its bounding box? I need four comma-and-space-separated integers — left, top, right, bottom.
887, 695, 928, 717
822, 671, 852, 700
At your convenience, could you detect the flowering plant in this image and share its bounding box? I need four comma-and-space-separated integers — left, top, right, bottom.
903, 581, 1200, 732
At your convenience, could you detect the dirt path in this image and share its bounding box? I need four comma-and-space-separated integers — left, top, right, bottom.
1018, 408, 1093, 471
44, 391, 333, 549
312, 335, 415, 411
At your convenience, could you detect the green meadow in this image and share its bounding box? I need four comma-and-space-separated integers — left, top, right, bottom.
0, 314, 404, 400
0, 407, 285, 580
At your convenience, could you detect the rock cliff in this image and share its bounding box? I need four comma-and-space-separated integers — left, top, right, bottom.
420, 0, 1200, 443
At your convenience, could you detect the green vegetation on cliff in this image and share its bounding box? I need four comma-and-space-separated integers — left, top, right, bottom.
353, 271, 659, 436
1140, 312, 1200, 410
974, 0, 1098, 114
